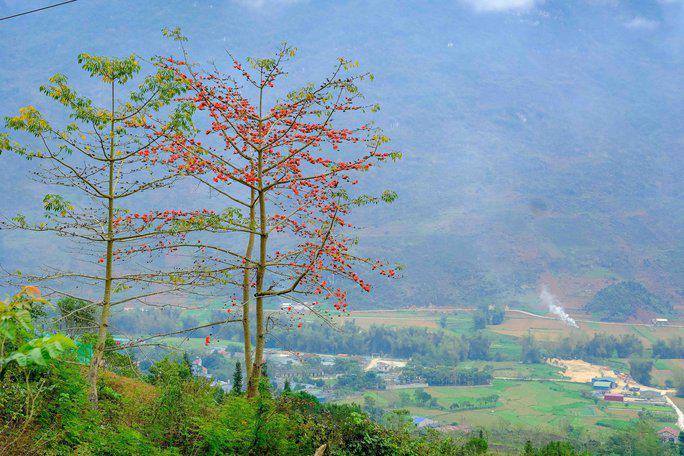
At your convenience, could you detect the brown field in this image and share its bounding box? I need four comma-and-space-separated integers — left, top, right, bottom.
492, 312, 683, 347
349, 310, 441, 329
492, 314, 576, 339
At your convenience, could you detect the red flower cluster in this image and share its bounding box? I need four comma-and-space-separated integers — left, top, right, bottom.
148, 50, 398, 316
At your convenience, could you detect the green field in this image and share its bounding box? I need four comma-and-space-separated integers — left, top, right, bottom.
152, 336, 244, 352
348, 310, 444, 329
460, 361, 566, 379
345, 380, 677, 436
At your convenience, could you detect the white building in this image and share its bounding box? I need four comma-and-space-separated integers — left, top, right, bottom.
280, 302, 308, 312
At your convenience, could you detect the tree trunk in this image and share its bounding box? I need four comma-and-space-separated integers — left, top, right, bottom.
247, 184, 267, 397
242, 188, 256, 382
247, 86, 266, 398
86, 81, 116, 406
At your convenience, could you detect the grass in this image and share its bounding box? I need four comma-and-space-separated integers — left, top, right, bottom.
654, 359, 670, 370
602, 358, 630, 373
595, 419, 633, 430
153, 336, 244, 352
484, 332, 522, 360
442, 312, 478, 334
458, 361, 566, 379
349, 309, 482, 333
490, 313, 682, 349
602, 402, 674, 413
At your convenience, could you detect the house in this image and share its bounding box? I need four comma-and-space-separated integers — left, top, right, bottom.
211, 379, 231, 392
412, 416, 439, 429
374, 361, 393, 373
640, 390, 663, 400
591, 377, 617, 388
436, 423, 472, 433
652, 318, 669, 327
191, 358, 209, 377
592, 380, 614, 391
656, 427, 678, 443
603, 394, 624, 402
280, 302, 308, 312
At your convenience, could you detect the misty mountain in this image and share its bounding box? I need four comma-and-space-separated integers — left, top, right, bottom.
1, 0, 682, 311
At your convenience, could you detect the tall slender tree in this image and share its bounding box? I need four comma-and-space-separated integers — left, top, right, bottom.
1, 53, 211, 404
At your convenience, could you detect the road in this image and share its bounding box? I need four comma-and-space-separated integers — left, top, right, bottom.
665, 396, 684, 431
506, 309, 684, 329
353, 307, 684, 329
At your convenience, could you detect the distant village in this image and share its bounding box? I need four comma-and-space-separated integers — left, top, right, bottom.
188, 345, 412, 402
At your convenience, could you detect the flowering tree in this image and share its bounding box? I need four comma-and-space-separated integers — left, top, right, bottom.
0, 53, 226, 404
152, 34, 400, 396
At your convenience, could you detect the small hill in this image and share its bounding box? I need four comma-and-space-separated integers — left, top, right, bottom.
585, 281, 671, 322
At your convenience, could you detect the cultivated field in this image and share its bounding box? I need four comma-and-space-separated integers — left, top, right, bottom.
490, 311, 683, 348
346, 380, 678, 436
349, 310, 444, 329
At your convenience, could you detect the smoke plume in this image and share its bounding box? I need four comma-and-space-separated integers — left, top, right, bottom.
540, 285, 579, 328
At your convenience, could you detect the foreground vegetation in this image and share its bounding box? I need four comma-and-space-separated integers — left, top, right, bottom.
3, 288, 682, 455
2, 357, 680, 456
0, 288, 478, 455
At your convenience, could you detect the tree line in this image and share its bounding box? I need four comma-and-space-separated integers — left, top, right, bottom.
273, 320, 496, 362
653, 337, 684, 359
544, 333, 644, 360
399, 362, 493, 386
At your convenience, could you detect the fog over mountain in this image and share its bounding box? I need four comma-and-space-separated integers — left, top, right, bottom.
1, 0, 683, 310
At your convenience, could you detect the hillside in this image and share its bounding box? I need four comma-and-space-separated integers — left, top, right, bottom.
585, 281, 673, 322
1, 0, 683, 312
0, 360, 548, 455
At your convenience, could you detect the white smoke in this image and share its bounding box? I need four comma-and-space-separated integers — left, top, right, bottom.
540, 285, 578, 328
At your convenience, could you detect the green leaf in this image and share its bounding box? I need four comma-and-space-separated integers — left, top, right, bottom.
29, 347, 46, 366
